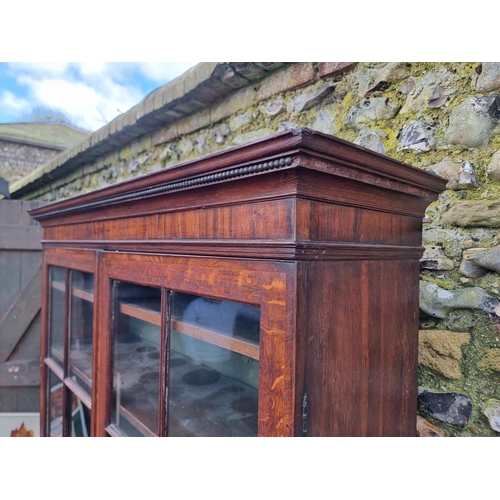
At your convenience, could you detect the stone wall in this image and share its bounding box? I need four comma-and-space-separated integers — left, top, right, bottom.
18, 62, 500, 436
0, 139, 60, 184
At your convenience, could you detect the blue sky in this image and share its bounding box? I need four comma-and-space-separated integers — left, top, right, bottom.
0, 62, 197, 132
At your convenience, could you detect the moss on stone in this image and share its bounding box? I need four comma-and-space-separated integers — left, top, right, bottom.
477, 348, 500, 373
0, 122, 88, 147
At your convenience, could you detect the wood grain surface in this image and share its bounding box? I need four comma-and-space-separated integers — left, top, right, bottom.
32, 129, 446, 437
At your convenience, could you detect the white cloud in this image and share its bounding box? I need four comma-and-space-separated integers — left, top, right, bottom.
18, 75, 143, 131
4, 62, 198, 131
7, 62, 71, 76
77, 62, 109, 77
0, 90, 31, 116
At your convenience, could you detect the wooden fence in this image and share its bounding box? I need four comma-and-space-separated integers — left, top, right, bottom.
0, 200, 46, 412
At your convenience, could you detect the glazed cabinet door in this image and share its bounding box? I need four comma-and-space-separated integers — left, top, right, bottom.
41, 248, 98, 437
96, 252, 296, 437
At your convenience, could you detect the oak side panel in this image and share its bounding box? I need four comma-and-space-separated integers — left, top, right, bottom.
301, 259, 420, 436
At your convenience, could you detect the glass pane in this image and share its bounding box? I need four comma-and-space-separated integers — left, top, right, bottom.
68, 271, 94, 395
70, 392, 91, 437
168, 292, 260, 437
111, 282, 161, 437
49, 267, 66, 368
48, 370, 64, 437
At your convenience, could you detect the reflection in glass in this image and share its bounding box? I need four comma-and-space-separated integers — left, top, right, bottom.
68, 271, 94, 394
168, 292, 260, 437
49, 267, 66, 368
111, 282, 161, 436
48, 370, 63, 437
70, 392, 91, 437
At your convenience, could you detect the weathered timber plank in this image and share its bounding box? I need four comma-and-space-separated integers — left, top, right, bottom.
0, 251, 21, 316
17, 386, 40, 412
0, 200, 23, 224
0, 200, 47, 225
21, 251, 42, 290
0, 387, 18, 411
8, 312, 41, 361
0, 358, 40, 386
0, 225, 43, 250
0, 263, 42, 362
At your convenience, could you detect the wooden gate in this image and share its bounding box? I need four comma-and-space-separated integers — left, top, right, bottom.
0, 200, 46, 412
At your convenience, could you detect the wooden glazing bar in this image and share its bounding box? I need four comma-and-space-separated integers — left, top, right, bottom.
45, 357, 64, 381
64, 376, 92, 410
159, 288, 169, 436
67, 359, 92, 386
62, 269, 70, 436
105, 423, 127, 437
94, 261, 112, 436
90, 251, 101, 437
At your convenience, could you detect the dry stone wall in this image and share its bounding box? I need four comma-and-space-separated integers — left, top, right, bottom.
0, 139, 60, 184
24, 62, 500, 436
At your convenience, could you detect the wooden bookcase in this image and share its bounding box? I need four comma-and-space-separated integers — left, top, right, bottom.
31, 128, 446, 437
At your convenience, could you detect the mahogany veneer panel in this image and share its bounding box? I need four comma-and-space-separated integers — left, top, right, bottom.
43, 198, 295, 243
296, 199, 422, 246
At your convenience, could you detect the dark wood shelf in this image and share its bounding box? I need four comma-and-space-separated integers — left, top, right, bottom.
117, 300, 259, 360
118, 300, 161, 326
171, 319, 259, 360
115, 404, 156, 437
73, 287, 94, 303
51, 280, 94, 303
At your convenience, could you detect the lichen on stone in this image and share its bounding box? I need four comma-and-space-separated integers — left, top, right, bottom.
477, 348, 500, 374
419, 329, 471, 379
